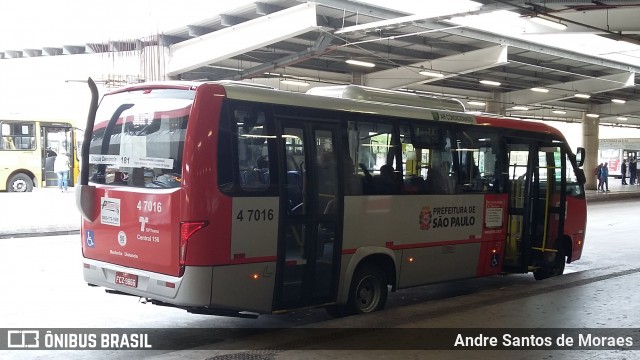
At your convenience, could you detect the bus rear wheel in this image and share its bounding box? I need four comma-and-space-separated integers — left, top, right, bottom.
8, 173, 33, 192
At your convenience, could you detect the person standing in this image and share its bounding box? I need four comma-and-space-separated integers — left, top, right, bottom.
54, 151, 70, 192
631, 158, 637, 185
600, 162, 610, 192
621, 159, 628, 185
596, 163, 603, 191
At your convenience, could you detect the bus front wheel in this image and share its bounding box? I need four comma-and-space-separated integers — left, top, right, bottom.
8, 173, 34, 192
533, 246, 566, 280
348, 264, 388, 314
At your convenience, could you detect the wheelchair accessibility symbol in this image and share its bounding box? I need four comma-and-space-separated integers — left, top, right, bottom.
491, 253, 499, 267
86, 230, 95, 248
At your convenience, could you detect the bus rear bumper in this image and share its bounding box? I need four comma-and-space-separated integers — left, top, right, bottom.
82, 259, 213, 307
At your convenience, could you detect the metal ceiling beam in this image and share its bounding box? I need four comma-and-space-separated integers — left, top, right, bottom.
255, 2, 285, 16
23, 49, 42, 57
508, 53, 602, 78
202, 58, 353, 83
365, 45, 508, 89
187, 25, 213, 38
220, 14, 245, 27
158, 35, 186, 47
42, 47, 63, 56
231, 34, 335, 80
62, 46, 85, 55
504, 72, 635, 106
309, 0, 407, 20
5, 50, 23, 58
424, 20, 640, 73
167, 3, 319, 76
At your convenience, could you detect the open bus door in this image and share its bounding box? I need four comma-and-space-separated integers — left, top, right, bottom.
41, 124, 74, 187
504, 140, 567, 279
273, 120, 343, 310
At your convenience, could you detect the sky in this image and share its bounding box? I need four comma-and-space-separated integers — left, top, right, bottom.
0, 0, 255, 49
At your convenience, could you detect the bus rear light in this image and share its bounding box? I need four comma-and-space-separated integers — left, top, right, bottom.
250, 273, 260, 280
157, 280, 176, 289
83, 263, 91, 269
179, 221, 208, 267
408, 257, 415, 263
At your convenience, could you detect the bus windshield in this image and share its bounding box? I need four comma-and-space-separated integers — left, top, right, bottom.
88, 89, 194, 188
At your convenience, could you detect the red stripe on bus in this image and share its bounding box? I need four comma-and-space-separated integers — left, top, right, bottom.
342, 238, 495, 254
228, 255, 278, 265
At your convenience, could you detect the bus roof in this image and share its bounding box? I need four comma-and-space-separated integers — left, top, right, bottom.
0, 116, 74, 126
103, 81, 566, 138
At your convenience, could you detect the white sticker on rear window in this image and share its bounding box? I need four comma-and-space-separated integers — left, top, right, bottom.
101, 197, 121, 226
89, 155, 174, 169
129, 156, 174, 170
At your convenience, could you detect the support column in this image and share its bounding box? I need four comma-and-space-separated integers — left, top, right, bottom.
582, 110, 599, 190
352, 72, 363, 85
485, 91, 503, 115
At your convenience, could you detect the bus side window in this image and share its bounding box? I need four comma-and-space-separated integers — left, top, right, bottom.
454, 129, 499, 193
565, 153, 583, 197
235, 106, 272, 192
351, 120, 399, 195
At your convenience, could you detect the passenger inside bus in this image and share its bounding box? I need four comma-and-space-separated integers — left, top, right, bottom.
255, 155, 270, 184
371, 164, 400, 195
3, 136, 16, 150
425, 161, 454, 195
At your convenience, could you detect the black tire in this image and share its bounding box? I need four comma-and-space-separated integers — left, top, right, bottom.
347, 264, 388, 314
8, 173, 33, 192
533, 245, 566, 280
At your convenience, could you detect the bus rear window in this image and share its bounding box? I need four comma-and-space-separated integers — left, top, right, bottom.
88, 89, 194, 188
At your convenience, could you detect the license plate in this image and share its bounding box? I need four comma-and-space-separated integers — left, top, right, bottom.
115, 272, 138, 288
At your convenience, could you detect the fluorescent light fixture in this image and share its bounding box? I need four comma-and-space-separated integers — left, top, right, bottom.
586, 113, 599, 118
346, 59, 375, 68
530, 16, 567, 31
574, 93, 591, 99
467, 101, 486, 106
280, 79, 310, 87
531, 87, 549, 93
419, 70, 444, 78
511, 106, 529, 110
617, 116, 628, 121
479, 80, 501, 86
552, 110, 567, 114
612, 99, 626, 104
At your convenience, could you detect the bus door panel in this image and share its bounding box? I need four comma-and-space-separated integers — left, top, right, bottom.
504, 141, 565, 272
504, 143, 530, 271
274, 121, 342, 310
41, 126, 73, 187
532, 145, 566, 269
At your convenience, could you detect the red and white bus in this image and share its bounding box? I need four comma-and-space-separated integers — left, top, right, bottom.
77, 81, 587, 317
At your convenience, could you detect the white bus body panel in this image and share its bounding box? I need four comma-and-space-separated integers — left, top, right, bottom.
83, 259, 213, 307
210, 262, 277, 313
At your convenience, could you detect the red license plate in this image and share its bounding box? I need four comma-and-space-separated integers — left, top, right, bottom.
115, 272, 138, 288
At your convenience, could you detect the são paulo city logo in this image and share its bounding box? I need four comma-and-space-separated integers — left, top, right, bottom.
419, 205, 477, 230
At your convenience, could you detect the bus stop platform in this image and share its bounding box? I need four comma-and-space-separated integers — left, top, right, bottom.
0, 180, 639, 238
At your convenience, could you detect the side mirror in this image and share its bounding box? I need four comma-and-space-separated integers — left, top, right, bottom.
576, 147, 585, 168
